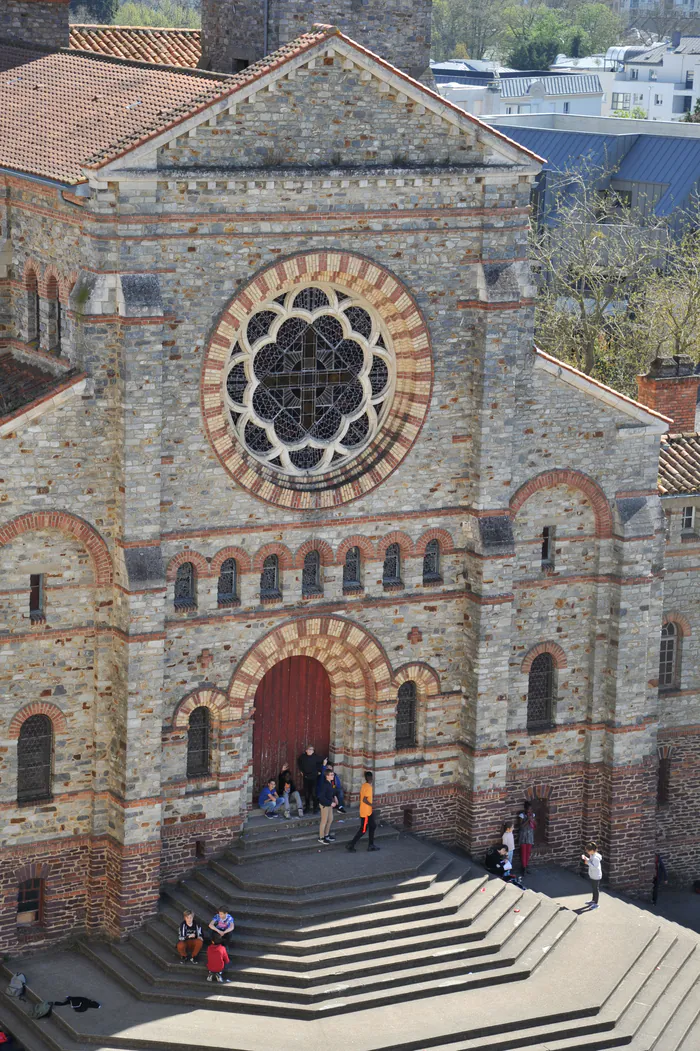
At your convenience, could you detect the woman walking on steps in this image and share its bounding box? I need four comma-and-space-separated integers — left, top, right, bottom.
518, 801, 536, 875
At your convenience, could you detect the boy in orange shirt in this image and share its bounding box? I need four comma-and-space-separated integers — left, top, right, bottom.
346, 771, 380, 852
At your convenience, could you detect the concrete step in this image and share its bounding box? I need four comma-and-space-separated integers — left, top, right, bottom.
241, 806, 359, 838
638, 943, 700, 1050
226, 823, 400, 863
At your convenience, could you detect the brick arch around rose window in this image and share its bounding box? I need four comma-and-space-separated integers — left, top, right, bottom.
336, 535, 377, 564
293, 539, 334, 570
200, 250, 433, 512
0, 511, 112, 587
210, 546, 252, 576
9, 702, 67, 740
510, 469, 613, 540
414, 528, 455, 556
251, 543, 294, 573
165, 549, 210, 582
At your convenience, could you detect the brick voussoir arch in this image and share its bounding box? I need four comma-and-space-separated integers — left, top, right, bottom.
15, 862, 50, 884
227, 615, 394, 716
663, 613, 692, 637
171, 687, 230, 729
378, 530, 415, 558
336, 535, 377, 564
201, 250, 433, 511
392, 661, 442, 697
9, 702, 67, 740
524, 784, 553, 801
165, 549, 210, 582
43, 266, 61, 299
293, 539, 335, 569
0, 511, 112, 587
415, 528, 456, 556
510, 469, 613, 540
211, 546, 252, 576
23, 257, 41, 290
521, 641, 568, 675
252, 542, 294, 573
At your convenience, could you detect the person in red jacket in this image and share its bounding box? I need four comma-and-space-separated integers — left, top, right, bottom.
206, 933, 231, 984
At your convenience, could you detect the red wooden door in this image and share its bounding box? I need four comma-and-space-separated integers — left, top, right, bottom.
252, 656, 331, 798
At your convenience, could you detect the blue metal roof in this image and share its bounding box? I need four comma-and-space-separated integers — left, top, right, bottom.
492, 127, 631, 172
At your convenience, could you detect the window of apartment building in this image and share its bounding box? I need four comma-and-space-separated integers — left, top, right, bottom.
563, 102, 570, 113
630, 68, 639, 80
686, 71, 694, 89
682, 505, 696, 532
654, 94, 663, 105
611, 93, 631, 111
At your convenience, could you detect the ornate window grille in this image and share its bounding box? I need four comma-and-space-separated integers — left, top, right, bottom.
527, 653, 554, 729
659, 623, 679, 689
260, 554, 281, 600
174, 562, 196, 610
657, 755, 671, 806
29, 573, 45, 623
422, 539, 441, 584
187, 707, 211, 779
17, 714, 53, 804
225, 284, 395, 476
17, 878, 44, 926
396, 681, 417, 749
217, 558, 238, 607
383, 543, 402, 588
343, 546, 362, 592
302, 550, 322, 596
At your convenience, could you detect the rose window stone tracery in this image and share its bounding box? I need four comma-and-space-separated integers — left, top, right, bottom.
225, 284, 394, 476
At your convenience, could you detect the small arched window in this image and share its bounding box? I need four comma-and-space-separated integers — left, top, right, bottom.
26, 269, 40, 343
17, 714, 53, 804
217, 558, 238, 607
17, 878, 44, 926
174, 562, 196, 610
659, 623, 680, 689
527, 653, 554, 730
343, 546, 362, 592
187, 707, 211, 779
302, 550, 322, 596
383, 543, 402, 587
260, 554, 281, 600
422, 539, 442, 584
46, 276, 61, 354
396, 681, 417, 749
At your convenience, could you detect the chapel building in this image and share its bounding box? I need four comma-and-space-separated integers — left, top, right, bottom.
0, 0, 699, 953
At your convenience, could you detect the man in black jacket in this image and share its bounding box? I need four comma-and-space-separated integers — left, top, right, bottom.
297, 745, 322, 813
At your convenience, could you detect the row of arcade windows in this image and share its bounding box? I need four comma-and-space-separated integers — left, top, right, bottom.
174, 540, 443, 610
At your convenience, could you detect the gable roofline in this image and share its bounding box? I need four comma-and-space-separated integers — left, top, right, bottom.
86, 23, 544, 177
534, 346, 671, 431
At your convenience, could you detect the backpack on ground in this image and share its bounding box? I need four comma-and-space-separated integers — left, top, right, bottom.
31, 1000, 53, 1020
6, 972, 26, 999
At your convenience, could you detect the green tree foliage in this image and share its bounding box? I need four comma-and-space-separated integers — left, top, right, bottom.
683, 99, 700, 123
70, 0, 118, 22
70, 0, 200, 26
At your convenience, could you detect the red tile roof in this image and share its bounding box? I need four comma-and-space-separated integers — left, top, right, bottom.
70, 24, 201, 68
0, 27, 333, 183
659, 433, 700, 495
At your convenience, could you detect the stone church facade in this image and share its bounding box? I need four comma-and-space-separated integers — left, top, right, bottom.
1, 0, 699, 954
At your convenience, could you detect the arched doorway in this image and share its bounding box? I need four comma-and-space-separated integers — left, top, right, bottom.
252, 656, 331, 797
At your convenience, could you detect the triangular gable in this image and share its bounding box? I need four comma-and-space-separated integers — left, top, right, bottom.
89, 24, 542, 180
534, 346, 670, 433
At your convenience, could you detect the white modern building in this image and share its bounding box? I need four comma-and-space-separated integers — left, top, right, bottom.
611, 35, 700, 120
437, 73, 604, 118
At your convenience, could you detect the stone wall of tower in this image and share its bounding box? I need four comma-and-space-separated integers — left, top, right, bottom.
0, 0, 69, 50
199, 0, 432, 78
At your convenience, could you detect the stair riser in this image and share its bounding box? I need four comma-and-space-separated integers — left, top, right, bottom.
227, 829, 400, 862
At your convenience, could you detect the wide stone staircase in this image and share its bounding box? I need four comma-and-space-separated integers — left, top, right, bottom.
1, 810, 700, 1051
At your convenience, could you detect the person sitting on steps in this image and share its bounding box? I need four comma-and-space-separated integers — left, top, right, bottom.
346, 771, 380, 853
318, 760, 346, 813
298, 745, 323, 813
258, 778, 289, 819
317, 767, 338, 845
278, 763, 304, 817
208, 907, 235, 947
177, 909, 203, 964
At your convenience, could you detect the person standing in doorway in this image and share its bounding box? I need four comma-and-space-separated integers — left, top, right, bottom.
317, 768, 337, 844
346, 771, 380, 852
298, 745, 323, 813
518, 801, 536, 875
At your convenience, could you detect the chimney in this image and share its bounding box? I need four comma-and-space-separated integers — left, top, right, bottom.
1, 0, 70, 51
637, 356, 700, 433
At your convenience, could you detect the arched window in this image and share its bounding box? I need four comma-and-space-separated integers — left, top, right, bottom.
383, 543, 402, 587
659, 623, 680, 689
260, 554, 281, 600
17, 878, 44, 926
217, 558, 238, 607
527, 653, 554, 729
46, 276, 61, 354
396, 681, 417, 749
302, 550, 322, 596
187, 707, 211, 779
422, 539, 441, 584
174, 562, 196, 609
17, 715, 53, 804
343, 546, 362, 592
26, 270, 40, 343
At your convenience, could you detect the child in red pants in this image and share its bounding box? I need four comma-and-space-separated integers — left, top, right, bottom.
518, 802, 537, 874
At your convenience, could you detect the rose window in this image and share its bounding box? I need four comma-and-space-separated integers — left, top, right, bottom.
225, 285, 394, 475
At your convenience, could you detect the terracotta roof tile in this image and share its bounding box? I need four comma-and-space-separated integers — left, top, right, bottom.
659, 433, 700, 495
70, 24, 201, 68
0, 352, 75, 419
0, 26, 333, 183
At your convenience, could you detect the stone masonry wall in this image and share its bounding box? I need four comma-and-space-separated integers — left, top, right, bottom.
0, 0, 69, 51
